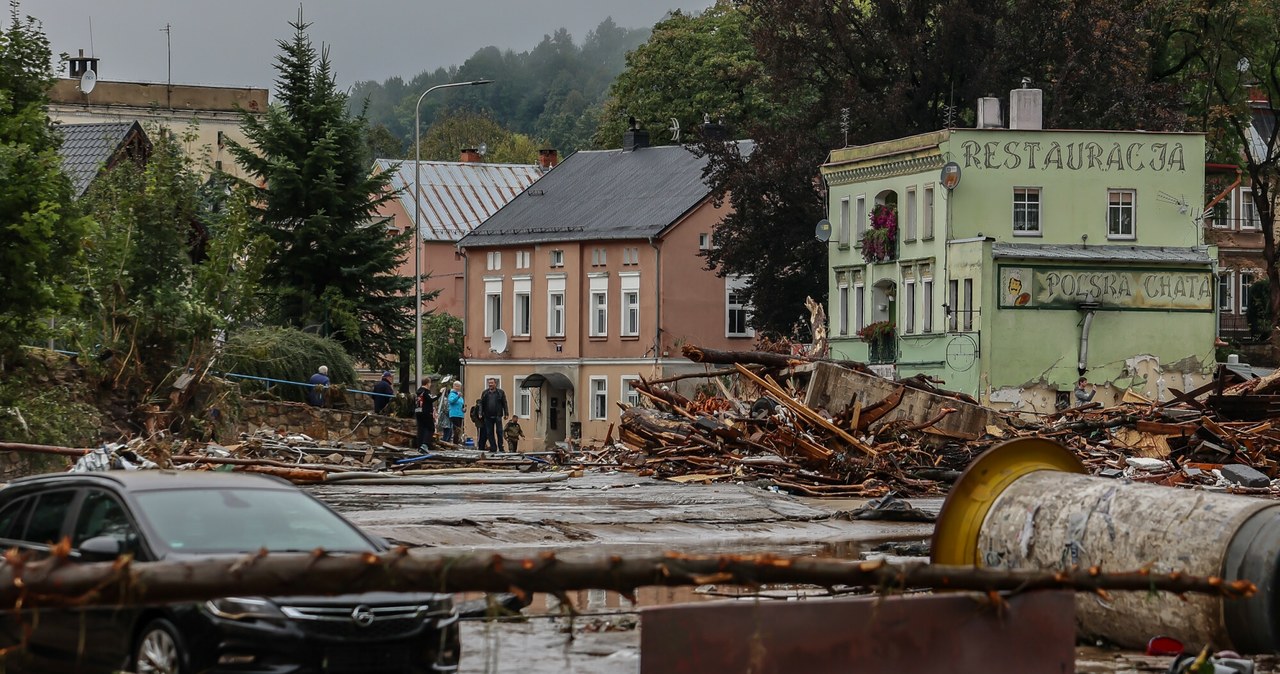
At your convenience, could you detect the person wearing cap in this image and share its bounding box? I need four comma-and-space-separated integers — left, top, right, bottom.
307, 365, 330, 406
414, 376, 441, 452
372, 370, 394, 414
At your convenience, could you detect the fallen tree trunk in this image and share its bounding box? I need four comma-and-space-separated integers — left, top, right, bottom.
0, 442, 90, 457
0, 550, 1253, 609
681, 344, 873, 374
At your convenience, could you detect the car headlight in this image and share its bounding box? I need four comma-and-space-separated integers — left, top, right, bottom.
204, 597, 286, 622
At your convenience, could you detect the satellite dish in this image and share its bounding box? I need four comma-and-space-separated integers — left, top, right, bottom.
940, 161, 962, 190
79, 68, 97, 94
815, 219, 832, 242
490, 329, 508, 354
477, 143, 488, 157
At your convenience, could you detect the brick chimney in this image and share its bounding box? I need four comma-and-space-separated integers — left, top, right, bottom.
538, 149, 559, 170
623, 116, 649, 151
459, 148, 483, 163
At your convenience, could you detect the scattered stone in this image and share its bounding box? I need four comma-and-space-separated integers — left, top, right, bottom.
1221, 463, 1270, 488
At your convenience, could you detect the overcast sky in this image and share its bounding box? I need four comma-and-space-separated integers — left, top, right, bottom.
33, 0, 715, 90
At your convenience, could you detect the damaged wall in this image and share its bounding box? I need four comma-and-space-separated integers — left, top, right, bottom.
235, 401, 415, 446
985, 351, 1214, 414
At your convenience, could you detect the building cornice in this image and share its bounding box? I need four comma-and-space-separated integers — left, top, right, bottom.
824, 154, 946, 187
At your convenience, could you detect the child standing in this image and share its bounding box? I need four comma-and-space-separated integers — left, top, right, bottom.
503, 416, 524, 453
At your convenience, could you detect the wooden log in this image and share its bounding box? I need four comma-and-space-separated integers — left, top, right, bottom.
859, 386, 905, 429
681, 344, 873, 374
170, 455, 353, 473
734, 364, 876, 457
0, 550, 1251, 609
0, 442, 90, 457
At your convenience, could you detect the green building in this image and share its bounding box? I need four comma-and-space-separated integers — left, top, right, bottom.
820, 89, 1216, 412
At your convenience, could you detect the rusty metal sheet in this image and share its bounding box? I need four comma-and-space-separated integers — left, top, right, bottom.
640, 590, 1075, 674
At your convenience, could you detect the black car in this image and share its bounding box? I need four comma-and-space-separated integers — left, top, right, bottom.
0, 471, 459, 673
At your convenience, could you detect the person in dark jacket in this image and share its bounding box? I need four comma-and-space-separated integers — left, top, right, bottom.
477, 377, 508, 453
414, 377, 440, 452
306, 366, 330, 406
372, 370, 394, 414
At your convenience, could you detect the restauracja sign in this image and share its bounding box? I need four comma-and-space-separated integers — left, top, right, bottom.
998, 266, 1212, 311
960, 140, 1187, 172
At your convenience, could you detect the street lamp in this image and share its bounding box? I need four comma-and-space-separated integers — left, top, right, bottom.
413, 79, 493, 388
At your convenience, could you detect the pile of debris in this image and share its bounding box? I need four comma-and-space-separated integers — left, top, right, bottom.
604, 345, 1280, 498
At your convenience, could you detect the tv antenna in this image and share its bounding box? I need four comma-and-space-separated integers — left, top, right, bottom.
840, 108, 850, 147
669, 117, 681, 143
160, 23, 172, 109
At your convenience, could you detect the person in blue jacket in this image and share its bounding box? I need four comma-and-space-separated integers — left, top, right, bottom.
446, 380, 466, 442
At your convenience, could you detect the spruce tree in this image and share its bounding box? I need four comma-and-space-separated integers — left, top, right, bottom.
230, 16, 410, 367
0, 3, 91, 361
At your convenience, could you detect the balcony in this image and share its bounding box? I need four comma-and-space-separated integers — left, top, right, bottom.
868, 337, 897, 364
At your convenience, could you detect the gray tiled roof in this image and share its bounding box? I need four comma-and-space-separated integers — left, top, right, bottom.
55, 121, 141, 198
992, 242, 1213, 264
459, 141, 753, 247
374, 159, 545, 243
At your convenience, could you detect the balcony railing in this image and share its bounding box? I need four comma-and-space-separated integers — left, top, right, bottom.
868, 337, 897, 364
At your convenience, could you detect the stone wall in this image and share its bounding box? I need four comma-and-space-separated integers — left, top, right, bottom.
235, 400, 417, 447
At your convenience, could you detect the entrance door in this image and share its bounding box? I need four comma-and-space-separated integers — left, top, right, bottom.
544, 387, 568, 448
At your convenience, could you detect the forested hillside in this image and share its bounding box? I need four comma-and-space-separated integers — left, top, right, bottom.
349, 17, 650, 159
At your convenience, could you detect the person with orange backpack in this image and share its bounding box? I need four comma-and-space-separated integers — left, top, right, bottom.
414, 377, 440, 452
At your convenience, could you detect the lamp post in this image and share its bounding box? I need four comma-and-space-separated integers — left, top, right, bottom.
413, 79, 493, 388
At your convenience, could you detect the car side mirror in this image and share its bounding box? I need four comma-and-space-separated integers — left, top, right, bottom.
78, 535, 122, 561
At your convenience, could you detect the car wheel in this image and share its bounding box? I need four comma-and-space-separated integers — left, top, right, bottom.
133, 618, 187, 674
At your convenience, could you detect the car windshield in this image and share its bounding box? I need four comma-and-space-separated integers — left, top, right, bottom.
133, 487, 376, 555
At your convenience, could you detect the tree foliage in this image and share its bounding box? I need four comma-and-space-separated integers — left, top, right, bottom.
421, 312, 463, 379
349, 18, 650, 154
230, 16, 412, 367
0, 3, 91, 362
414, 110, 542, 164
219, 327, 356, 403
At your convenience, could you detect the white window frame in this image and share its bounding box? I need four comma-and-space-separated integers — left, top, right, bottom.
1241, 187, 1261, 230
923, 185, 935, 239
838, 197, 851, 247
621, 376, 640, 408
550, 249, 564, 267
698, 233, 710, 250
1219, 270, 1236, 313
589, 274, 609, 337
854, 281, 865, 332
1107, 189, 1136, 240
620, 272, 640, 337
512, 276, 532, 337
922, 277, 934, 333
514, 377, 532, 418
903, 276, 916, 334
515, 250, 531, 269
1241, 271, 1256, 313
483, 278, 502, 337
726, 275, 754, 338
589, 376, 608, 420
855, 196, 867, 243
547, 275, 566, 337
486, 251, 502, 271
904, 187, 917, 242
837, 273, 849, 336
1013, 187, 1042, 236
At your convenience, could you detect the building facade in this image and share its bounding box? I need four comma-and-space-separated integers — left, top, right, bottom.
457, 135, 756, 449
821, 88, 1216, 412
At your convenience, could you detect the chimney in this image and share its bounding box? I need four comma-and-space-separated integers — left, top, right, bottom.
976, 97, 1002, 129
701, 114, 728, 141
623, 116, 649, 151
1009, 84, 1043, 131
538, 148, 559, 170
459, 148, 482, 163
68, 49, 100, 79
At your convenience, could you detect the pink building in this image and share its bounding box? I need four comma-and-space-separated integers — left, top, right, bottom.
457, 131, 756, 449
372, 152, 551, 318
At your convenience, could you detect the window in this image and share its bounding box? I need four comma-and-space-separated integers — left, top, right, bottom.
1211, 200, 1230, 229
547, 276, 566, 337
903, 277, 916, 334
72, 490, 137, 548
484, 278, 502, 337
923, 186, 935, 239
837, 274, 850, 336
621, 376, 640, 408
1107, 189, 1136, 239
904, 187, 917, 241
855, 196, 867, 242
0, 498, 32, 541
486, 251, 502, 271
589, 274, 608, 337
726, 276, 754, 337
550, 249, 564, 267
1242, 271, 1257, 312
514, 377, 532, 418
620, 273, 640, 337
513, 277, 531, 337
922, 278, 934, 333
699, 233, 710, 250
1242, 188, 1261, 230
854, 281, 865, 332
963, 278, 974, 331
948, 279, 959, 331
592, 248, 607, 266
1013, 187, 1041, 235
623, 247, 639, 265
515, 251, 531, 269
23, 490, 76, 546
1218, 271, 1235, 312
590, 377, 608, 420
838, 198, 851, 247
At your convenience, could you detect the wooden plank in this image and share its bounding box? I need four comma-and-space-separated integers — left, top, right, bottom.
734, 364, 876, 457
